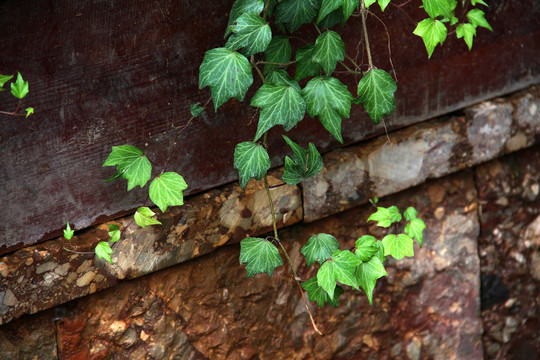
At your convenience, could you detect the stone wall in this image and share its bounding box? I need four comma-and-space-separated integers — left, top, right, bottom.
0, 87, 539, 359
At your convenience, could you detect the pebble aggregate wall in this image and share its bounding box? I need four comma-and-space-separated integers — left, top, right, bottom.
0, 87, 539, 359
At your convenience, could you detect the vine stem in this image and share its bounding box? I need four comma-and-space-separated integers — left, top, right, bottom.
361, 1, 374, 69
262, 174, 323, 336
0, 110, 25, 116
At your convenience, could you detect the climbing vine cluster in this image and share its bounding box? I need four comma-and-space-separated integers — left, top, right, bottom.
41, 0, 490, 331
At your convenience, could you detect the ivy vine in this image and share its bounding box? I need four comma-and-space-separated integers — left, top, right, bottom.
49, 0, 491, 334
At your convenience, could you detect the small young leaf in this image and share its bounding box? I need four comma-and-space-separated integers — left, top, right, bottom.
318, 0, 359, 23
11, 72, 29, 99
301, 233, 339, 267
25, 107, 34, 117
0, 74, 13, 89
250, 82, 306, 141
190, 103, 205, 117
199, 48, 253, 111
233, 141, 271, 189
312, 30, 345, 75
466, 9, 492, 31
64, 221, 74, 240
95, 241, 114, 264
413, 18, 448, 58
354, 235, 379, 262
239, 237, 283, 277
225, 0, 265, 38
404, 207, 417, 221
456, 23, 476, 51
356, 68, 397, 124
226, 13, 272, 56
108, 224, 121, 243
405, 217, 426, 247
367, 206, 393, 227
134, 207, 163, 228
378, 0, 391, 11
421, 0, 455, 19
364, 0, 376, 8
294, 44, 321, 80
356, 255, 387, 305
387, 205, 402, 223
302, 76, 353, 143
282, 135, 323, 185
382, 233, 414, 260
275, 0, 320, 33
471, 0, 488, 6
263, 36, 291, 74
149, 172, 188, 213
102, 145, 152, 191
302, 276, 344, 307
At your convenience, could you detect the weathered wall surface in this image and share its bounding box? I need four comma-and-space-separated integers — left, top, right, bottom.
1, 0, 540, 254
0, 86, 539, 359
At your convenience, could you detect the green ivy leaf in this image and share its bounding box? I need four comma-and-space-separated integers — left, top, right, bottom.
25, 107, 34, 117
239, 237, 283, 277
294, 44, 321, 80
199, 48, 253, 111
263, 36, 291, 74
11, 72, 29, 99
467, 9, 492, 31
301, 233, 339, 267
378, 0, 391, 11
0, 74, 13, 89
382, 233, 414, 260
405, 218, 426, 247
404, 206, 417, 221
317, 249, 361, 298
421, 0, 454, 19
265, 69, 299, 89
374, 241, 386, 263
302, 76, 353, 143
318, 0, 359, 23
226, 13, 272, 56
413, 18, 447, 58
356, 255, 387, 305
108, 224, 121, 243
95, 241, 114, 264
367, 206, 396, 227
149, 172, 188, 213
282, 135, 323, 185
456, 23, 476, 50
318, 9, 345, 28
102, 145, 152, 191
190, 103, 205, 117
388, 205, 402, 223
312, 30, 345, 75
356, 68, 397, 124
250, 82, 306, 141
471, 0, 488, 6
302, 276, 344, 307
364, 0, 376, 8
225, 0, 265, 38
354, 235, 379, 262
134, 207, 162, 228
275, 0, 321, 33
233, 141, 271, 189
63, 221, 74, 240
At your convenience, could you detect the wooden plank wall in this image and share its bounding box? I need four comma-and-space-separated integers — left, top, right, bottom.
0, 0, 539, 254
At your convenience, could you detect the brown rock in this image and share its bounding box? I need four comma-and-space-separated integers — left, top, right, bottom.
55, 171, 483, 359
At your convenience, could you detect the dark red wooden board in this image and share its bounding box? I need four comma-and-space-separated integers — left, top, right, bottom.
1, 0, 539, 254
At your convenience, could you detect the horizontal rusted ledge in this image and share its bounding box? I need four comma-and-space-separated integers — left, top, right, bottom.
303, 86, 540, 222
0, 174, 301, 326
1, 85, 539, 327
